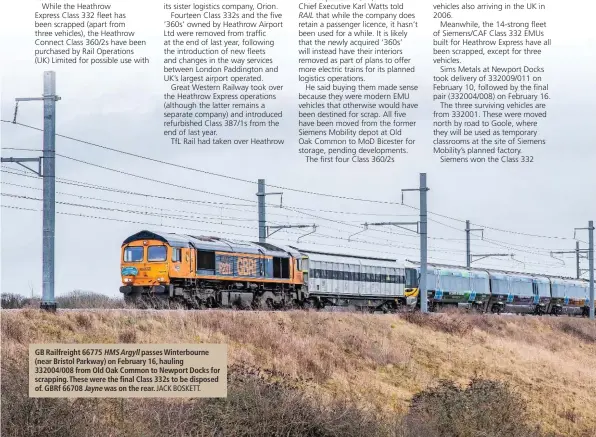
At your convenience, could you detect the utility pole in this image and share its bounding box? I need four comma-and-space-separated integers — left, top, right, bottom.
255, 179, 283, 243
419, 174, 428, 314
465, 220, 484, 268
590, 221, 594, 320
576, 241, 581, 280
2, 71, 59, 311
574, 221, 595, 320
402, 173, 429, 313
257, 179, 266, 243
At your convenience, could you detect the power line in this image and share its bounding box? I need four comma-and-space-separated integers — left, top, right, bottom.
2, 192, 260, 231
0, 166, 420, 219
1, 164, 471, 249
2, 167, 564, 258
55, 153, 259, 203
1, 147, 45, 152
1, 172, 429, 248
1, 203, 464, 263
2, 119, 579, 241
1, 165, 574, 263
2, 181, 265, 223
3, 206, 569, 275
2, 119, 402, 205
401, 202, 574, 241
4, 189, 474, 256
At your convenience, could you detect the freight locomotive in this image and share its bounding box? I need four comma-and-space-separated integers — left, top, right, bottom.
119, 230, 591, 316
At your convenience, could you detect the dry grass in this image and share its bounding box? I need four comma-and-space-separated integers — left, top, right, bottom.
1, 291, 126, 309
1, 309, 595, 436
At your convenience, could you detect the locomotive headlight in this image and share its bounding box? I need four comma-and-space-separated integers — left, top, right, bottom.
157, 277, 165, 282
124, 278, 132, 283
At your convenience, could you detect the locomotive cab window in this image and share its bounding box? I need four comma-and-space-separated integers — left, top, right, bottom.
172, 247, 182, 263
124, 246, 143, 262
148, 246, 167, 262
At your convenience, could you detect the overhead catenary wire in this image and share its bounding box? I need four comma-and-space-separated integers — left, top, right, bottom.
4, 192, 474, 255
1, 121, 584, 280
1, 166, 575, 258
2, 162, 470, 247
3, 175, 457, 252
0, 166, 418, 218
2, 119, 400, 205
3, 203, 568, 274
0, 119, 578, 241
0, 203, 460, 263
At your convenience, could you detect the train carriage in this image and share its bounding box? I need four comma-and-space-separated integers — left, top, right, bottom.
407, 265, 491, 311
486, 272, 551, 315
299, 250, 414, 311
548, 278, 590, 316
428, 267, 490, 311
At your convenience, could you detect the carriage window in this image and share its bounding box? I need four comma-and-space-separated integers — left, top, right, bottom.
172, 248, 182, 262
148, 246, 167, 262
471, 275, 489, 294
124, 246, 143, 262
491, 278, 509, 294
510, 278, 533, 296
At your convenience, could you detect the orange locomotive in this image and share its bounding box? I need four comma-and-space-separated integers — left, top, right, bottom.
120, 230, 306, 309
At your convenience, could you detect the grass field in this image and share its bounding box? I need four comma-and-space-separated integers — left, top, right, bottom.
1, 308, 595, 436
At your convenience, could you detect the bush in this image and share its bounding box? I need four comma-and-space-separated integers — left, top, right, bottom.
401, 378, 542, 437
400, 311, 473, 336
558, 319, 596, 344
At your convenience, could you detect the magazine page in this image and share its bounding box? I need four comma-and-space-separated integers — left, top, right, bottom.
1, 0, 595, 436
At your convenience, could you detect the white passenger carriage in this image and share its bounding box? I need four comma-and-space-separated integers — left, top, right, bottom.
299, 250, 414, 311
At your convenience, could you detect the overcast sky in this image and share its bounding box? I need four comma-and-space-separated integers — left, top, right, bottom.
1, 0, 595, 298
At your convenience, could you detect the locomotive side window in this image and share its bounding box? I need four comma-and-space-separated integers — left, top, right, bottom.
148, 246, 167, 262
124, 246, 143, 262
172, 247, 182, 262
197, 251, 215, 270
272, 257, 290, 279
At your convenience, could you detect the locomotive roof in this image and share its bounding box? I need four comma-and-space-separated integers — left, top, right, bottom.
122, 230, 294, 257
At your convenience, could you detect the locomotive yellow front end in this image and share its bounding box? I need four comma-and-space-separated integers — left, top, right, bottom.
120, 237, 171, 301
